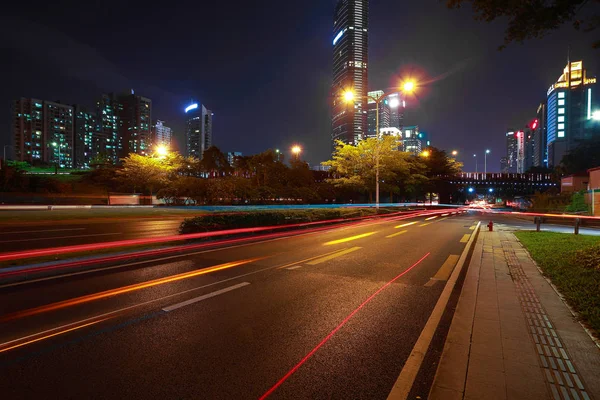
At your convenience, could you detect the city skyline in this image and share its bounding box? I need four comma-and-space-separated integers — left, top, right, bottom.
2, 1, 599, 170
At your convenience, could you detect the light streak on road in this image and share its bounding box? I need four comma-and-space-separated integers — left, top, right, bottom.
0, 258, 264, 322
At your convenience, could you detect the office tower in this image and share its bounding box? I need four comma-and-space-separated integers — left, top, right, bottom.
505, 130, 525, 173
500, 157, 509, 173
154, 120, 173, 147
366, 90, 391, 138
185, 103, 213, 159
401, 125, 422, 155
534, 103, 547, 167
73, 105, 97, 169
331, 0, 369, 147
388, 93, 405, 129
96, 94, 119, 163
546, 60, 598, 166
116, 91, 152, 158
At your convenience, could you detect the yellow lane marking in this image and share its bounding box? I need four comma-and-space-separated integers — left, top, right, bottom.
276, 248, 350, 269
425, 216, 439, 221
419, 217, 448, 227
460, 234, 470, 243
307, 247, 361, 265
469, 225, 476, 230
424, 254, 460, 287
0, 318, 109, 354
395, 221, 418, 229
419, 222, 432, 227
386, 230, 408, 239
323, 232, 377, 246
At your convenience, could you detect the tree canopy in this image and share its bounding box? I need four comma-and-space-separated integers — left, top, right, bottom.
447, 0, 600, 49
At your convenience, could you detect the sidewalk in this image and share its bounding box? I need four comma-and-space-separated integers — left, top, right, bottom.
429, 229, 600, 400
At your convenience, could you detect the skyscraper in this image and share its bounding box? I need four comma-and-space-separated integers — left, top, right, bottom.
331, 0, 369, 147
546, 60, 598, 166
116, 91, 152, 158
154, 120, 173, 147
366, 90, 390, 138
96, 94, 119, 163
185, 103, 213, 159
505, 130, 525, 173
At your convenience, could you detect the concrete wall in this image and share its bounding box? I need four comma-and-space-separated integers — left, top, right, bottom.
561, 175, 589, 192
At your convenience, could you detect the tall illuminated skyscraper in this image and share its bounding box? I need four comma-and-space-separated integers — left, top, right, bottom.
331, 0, 369, 148
185, 103, 213, 159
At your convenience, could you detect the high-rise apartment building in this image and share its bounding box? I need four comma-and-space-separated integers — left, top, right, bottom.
331, 0, 369, 147
74, 105, 97, 169
116, 91, 152, 158
154, 120, 173, 147
505, 130, 525, 173
12, 98, 44, 165
546, 60, 598, 166
13, 98, 75, 168
185, 103, 213, 159
96, 94, 119, 163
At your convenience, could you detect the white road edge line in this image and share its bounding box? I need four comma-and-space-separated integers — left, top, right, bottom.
286, 265, 302, 270
387, 221, 481, 400
162, 282, 250, 312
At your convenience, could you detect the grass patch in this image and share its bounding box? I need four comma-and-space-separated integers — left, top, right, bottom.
514, 231, 600, 335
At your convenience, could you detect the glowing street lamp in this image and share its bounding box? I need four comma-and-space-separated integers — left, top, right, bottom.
291, 145, 302, 160
451, 150, 458, 157
343, 91, 355, 103
402, 80, 416, 93
421, 150, 430, 158
485, 149, 491, 174
155, 145, 169, 158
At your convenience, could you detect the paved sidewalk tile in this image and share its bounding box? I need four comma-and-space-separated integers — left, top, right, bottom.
429, 229, 599, 400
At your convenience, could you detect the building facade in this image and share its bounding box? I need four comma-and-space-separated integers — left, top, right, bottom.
154, 120, 173, 147
226, 151, 242, 166
12, 98, 44, 165
116, 92, 152, 158
401, 125, 423, 155
331, 0, 369, 147
546, 60, 598, 166
185, 103, 213, 159
74, 105, 97, 169
96, 94, 120, 163
366, 90, 390, 138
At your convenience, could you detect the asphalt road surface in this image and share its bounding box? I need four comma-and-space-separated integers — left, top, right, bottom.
0, 212, 479, 399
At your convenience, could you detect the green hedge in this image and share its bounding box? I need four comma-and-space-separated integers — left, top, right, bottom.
179, 207, 400, 234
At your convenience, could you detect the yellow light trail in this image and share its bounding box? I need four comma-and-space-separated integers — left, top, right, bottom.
323, 232, 377, 246
395, 221, 418, 229
425, 216, 439, 221
0, 258, 263, 323
0, 318, 110, 354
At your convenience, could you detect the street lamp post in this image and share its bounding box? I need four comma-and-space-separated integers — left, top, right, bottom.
484, 149, 490, 175
291, 145, 302, 161
1, 145, 12, 170
473, 154, 477, 174
344, 80, 416, 208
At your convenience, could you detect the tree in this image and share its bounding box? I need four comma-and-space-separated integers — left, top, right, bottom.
323, 136, 411, 202
447, 0, 600, 49
116, 154, 169, 195
421, 147, 463, 203
201, 146, 232, 178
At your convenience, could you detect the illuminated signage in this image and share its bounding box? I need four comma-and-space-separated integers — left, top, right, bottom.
333, 29, 345, 45
185, 103, 198, 113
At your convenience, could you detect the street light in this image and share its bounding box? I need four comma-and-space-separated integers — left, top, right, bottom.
473, 154, 478, 174
451, 150, 458, 157
343, 80, 418, 208
484, 149, 491, 174
291, 145, 302, 160
421, 150, 430, 158
155, 145, 169, 158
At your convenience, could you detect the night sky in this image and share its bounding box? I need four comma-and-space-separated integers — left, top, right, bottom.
2, 0, 598, 172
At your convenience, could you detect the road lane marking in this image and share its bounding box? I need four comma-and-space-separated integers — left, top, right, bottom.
0, 233, 122, 243
0, 258, 264, 323
395, 221, 418, 228
323, 232, 377, 246
286, 266, 303, 270
460, 234, 470, 243
418, 222, 433, 227
386, 230, 407, 239
419, 217, 449, 227
259, 252, 431, 400
162, 282, 250, 312
0, 228, 86, 235
0, 318, 110, 354
469, 225, 476, 230
424, 255, 460, 287
425, 216, 438, 221
307, 247, 361, 265
387, 222, 481, 400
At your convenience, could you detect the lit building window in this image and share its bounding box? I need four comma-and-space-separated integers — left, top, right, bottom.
558, 116, 565, 122
558, 123, 565, 130
558, 92, 565, 99
558, 108, 565, 114
558, 131, 565, 138
558, 99, 565, 106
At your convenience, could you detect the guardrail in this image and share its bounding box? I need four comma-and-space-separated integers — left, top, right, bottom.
489, 211, 600, 235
